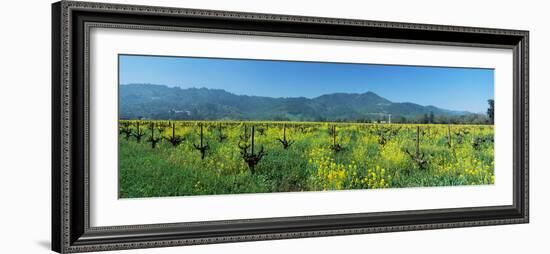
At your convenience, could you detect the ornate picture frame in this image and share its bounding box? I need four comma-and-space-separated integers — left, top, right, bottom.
52, 1, 528, 253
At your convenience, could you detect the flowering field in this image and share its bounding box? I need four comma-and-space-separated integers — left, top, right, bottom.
118, 120, 494, 198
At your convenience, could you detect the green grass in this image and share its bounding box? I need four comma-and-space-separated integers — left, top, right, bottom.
119, 121, 494, 198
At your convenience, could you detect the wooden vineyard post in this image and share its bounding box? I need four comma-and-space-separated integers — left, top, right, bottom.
405, 125, 428, 169
147, 122, 161, 148
217, 123, 227, 142
193, 124, 209, 160
163, 122, 184, 147
447, 125, 452, 148
329, 125, 344, 152
416, 125, 420, 157
276, 124, 294, 149
132, 121, 145, 143
239, 126, 267, 173
119, 122, 133, 140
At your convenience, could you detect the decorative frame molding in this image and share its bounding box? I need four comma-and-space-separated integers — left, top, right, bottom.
52, 1, 529, 253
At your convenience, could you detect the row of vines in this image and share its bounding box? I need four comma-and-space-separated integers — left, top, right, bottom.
118, 120, 494, 198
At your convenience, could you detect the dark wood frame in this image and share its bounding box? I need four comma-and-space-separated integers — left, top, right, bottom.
52, 1, 529, 253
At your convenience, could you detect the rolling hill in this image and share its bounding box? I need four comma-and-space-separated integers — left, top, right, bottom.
119, 84, 471, 121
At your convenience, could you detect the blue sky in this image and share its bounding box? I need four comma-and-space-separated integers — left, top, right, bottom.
119, 54, 494, 113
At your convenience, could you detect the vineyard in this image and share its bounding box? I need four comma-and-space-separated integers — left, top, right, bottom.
118, 120, 494, 198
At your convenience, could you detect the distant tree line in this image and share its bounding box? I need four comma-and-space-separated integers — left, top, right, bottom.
346, 100, 495, 125
350, 113, 490, 125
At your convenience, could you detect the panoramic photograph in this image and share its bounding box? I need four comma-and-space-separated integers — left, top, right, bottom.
118, 54, 495, 198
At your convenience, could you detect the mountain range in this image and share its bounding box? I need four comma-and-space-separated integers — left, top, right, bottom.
119, 84, 471, 121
